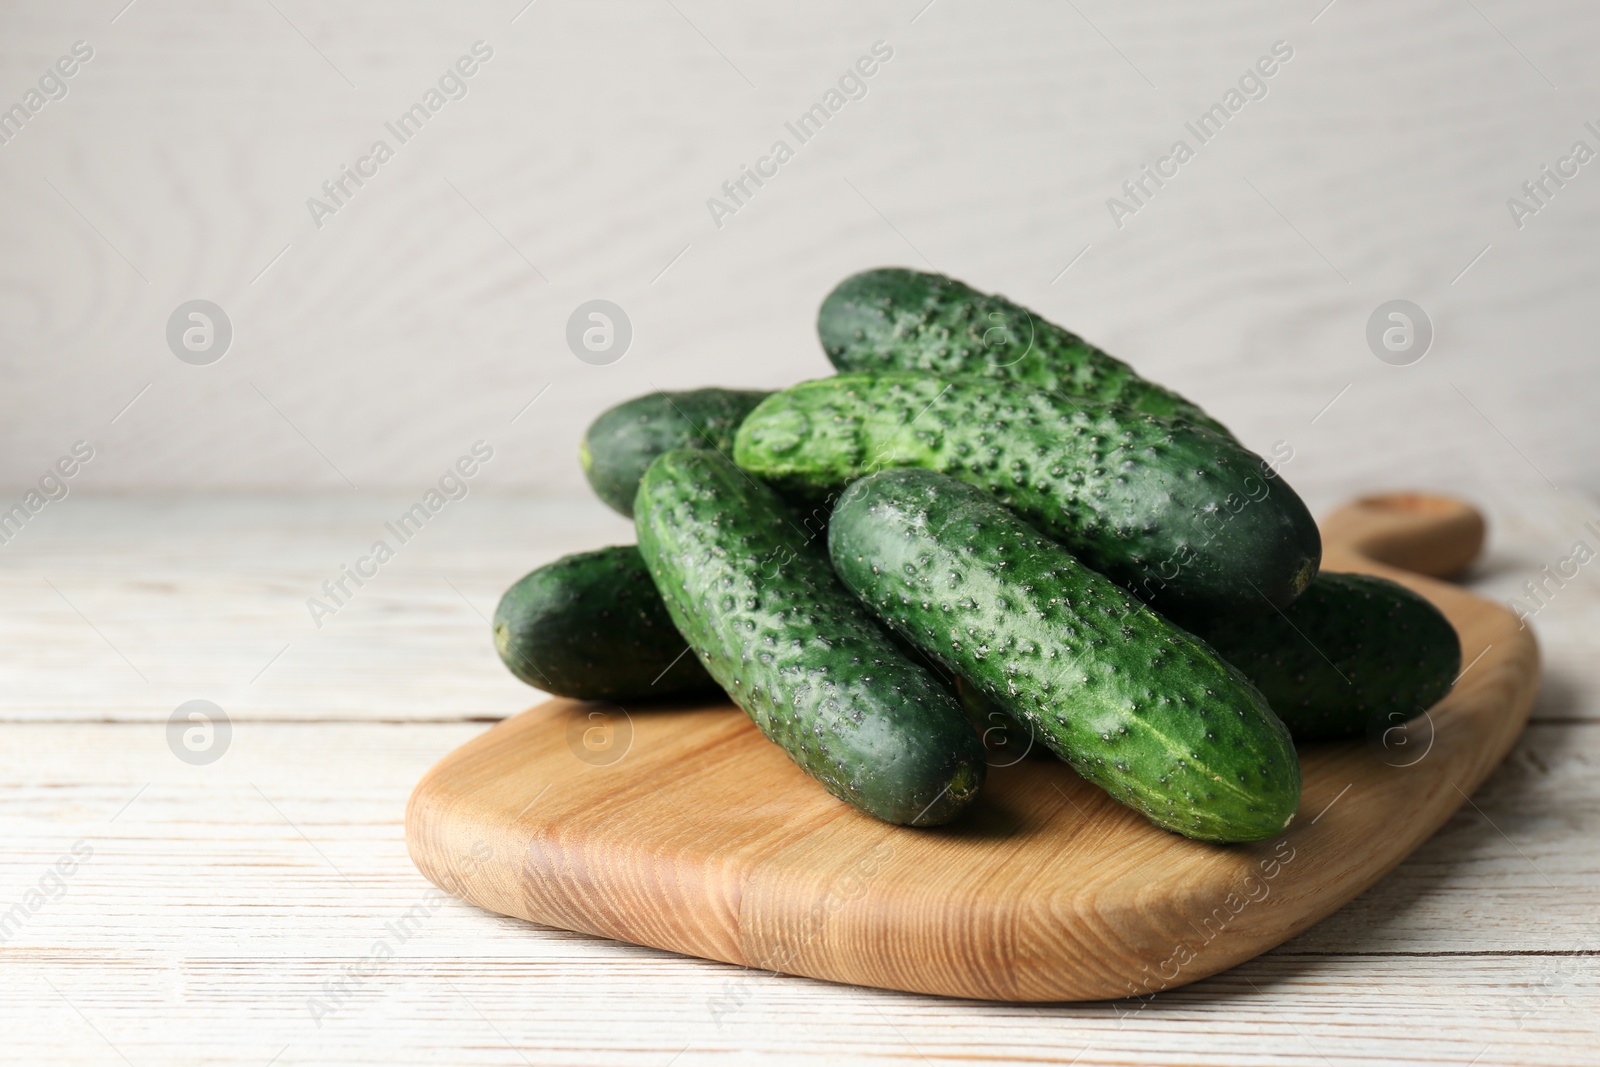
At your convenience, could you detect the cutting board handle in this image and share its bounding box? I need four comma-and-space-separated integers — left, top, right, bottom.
1318, 492, 1485, 578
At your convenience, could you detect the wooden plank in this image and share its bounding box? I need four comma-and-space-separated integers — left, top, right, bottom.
1, 714, 1595, 1064
0, 495, 631, 722
2, 486, 1597, 725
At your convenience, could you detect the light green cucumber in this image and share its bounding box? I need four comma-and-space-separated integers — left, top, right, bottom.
828, 467, 1302, 843
735, 373, 1319, 623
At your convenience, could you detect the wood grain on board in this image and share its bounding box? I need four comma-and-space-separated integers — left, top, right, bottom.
406, 493, 1540, 1001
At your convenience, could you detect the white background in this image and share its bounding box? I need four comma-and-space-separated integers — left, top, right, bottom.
1, 0, 1596, 511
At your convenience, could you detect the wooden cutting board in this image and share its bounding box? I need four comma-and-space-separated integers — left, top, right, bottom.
406, 492, 1538, 1001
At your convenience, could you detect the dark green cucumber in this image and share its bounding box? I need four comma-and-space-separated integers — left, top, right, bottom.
581, 388, 771, 516
734, 374, 1319, 622
819, 268, 1229, 436
492, 546, 720, 701
634, 448, 985, 826
1192, 572, 1461, 742
828, 468, 1301, 842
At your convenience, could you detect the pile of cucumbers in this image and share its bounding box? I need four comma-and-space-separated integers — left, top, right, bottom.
495, 268, 1462, 843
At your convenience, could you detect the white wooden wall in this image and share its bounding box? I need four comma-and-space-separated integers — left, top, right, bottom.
1, 0, 1596, 502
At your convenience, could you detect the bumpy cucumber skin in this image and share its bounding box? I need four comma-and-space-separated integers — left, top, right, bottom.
1194, 572, 1462, 742
492, 546, 720, 701
581, 388, 771, 516
828, 469, 1301, 843
734, 374, 1320, 622
634, 449, 985, 826
818, 268, 1229, 436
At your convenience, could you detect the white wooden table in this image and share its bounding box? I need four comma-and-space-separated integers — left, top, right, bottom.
2, 485, 1597, 1066
4, 0, 1600, 1061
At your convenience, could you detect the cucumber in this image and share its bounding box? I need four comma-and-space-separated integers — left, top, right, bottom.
734, 374, 1319, 622
818, 268, 1229, 436
492, 546, 720, 701
828, 468, 1301, 842
1192, 572, 1461, 742
634, 448, 985, 826
581, 388, 771, 516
